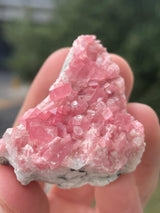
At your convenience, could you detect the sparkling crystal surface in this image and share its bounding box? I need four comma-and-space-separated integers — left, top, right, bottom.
0, 35, 145, 188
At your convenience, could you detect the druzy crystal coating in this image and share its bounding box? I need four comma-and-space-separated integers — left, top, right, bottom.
0, 35, 145, 188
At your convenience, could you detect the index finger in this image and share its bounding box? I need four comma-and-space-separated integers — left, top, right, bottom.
14, 48, 70, 126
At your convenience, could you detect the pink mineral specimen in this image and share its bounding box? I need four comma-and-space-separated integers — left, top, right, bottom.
0, 35, 145, 188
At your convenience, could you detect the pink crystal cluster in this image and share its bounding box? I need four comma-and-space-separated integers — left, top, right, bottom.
0, 35, 145, 187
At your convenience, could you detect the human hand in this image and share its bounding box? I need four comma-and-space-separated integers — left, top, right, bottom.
0, 48, 159, 213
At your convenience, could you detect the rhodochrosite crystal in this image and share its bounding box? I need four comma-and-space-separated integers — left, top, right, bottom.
0, 35, 145, 188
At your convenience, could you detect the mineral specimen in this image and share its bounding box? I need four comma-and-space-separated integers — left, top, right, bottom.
0, 35, 145, 188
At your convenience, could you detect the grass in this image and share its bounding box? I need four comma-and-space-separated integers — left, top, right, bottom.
144, 178, 160, 213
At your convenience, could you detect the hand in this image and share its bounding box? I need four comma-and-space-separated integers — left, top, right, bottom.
0, 48, 159, 213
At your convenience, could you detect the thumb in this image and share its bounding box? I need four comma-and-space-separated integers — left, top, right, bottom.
0, 166, 49, 213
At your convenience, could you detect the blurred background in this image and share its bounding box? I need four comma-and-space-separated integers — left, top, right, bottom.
0, 0, 159, 212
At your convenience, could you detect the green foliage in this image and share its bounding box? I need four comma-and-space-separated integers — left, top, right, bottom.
3, 0, 160, 115
3, 19, 54, 81
144, 179, 160, 213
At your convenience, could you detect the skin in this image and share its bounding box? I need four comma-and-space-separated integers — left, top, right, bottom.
0, 48, 160, 213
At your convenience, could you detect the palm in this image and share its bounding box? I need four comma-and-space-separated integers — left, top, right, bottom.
0, 49, 159, 213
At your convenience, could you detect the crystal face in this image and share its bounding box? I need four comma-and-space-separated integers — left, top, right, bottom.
0, 35, 145, 188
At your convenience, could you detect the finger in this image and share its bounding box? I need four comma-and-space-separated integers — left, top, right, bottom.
95, 103, 160, 212
0, 166, 49, 213
48, 184, 94, 206
14, 47, 70, 126
48, 185, 94, 213
95, 174, 143, 213
127, 103, 160, 206
110, 54, 134, 100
